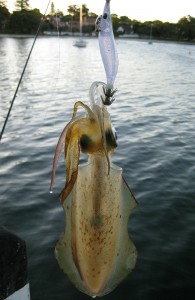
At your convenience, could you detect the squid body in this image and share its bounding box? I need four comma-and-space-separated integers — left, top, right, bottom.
50, 84, 137, 297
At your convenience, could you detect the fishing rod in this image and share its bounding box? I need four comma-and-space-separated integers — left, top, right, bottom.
0, 0, 52, 142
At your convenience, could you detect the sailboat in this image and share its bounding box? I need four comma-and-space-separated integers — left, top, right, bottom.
73, 5, 87, 47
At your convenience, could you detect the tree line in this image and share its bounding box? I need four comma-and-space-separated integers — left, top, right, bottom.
0, 0, 195, 41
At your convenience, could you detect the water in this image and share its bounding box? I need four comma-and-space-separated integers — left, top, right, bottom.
0, 37, 195, 300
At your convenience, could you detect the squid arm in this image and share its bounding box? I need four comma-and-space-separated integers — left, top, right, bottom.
50, 120, 72, 193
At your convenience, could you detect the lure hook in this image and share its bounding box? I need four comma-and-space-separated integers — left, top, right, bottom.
101, 86, 118, 106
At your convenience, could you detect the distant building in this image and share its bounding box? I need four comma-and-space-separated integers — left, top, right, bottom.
45, 15, 96, 34
117, 24, 139, 38
117, 26, 124, 34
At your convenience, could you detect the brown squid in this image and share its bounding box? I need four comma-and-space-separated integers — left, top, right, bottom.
50, 82, 138, 297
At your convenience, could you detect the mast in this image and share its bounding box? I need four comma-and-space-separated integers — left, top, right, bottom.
80, 4, 82, 37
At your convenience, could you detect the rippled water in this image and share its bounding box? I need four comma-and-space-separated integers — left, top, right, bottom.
0, 37, 195, 300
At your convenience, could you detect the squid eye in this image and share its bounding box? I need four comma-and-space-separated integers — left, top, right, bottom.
80, 134, 92, 152
103, 13, 107, 19
105, 127, 118, 150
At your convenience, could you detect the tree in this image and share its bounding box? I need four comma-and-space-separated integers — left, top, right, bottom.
8, 9, 42, 33
50, 2, 55, 15
178, 15, 195, 41
88, 12, 97, 18
0, 1, 7, 7
15, 0, 30, 11
111, 14, 120, 33
0, 2, 10, 32
55, 9, 64, 18
131, 19, 141, 34
118, 16, 132, 34
82, 4, 89, 18
67, 5, 79, 20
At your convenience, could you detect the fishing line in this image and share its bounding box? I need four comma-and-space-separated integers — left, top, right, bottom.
53, 12, 62, 94
42, 12, 62, 130
0, 0, 52, 142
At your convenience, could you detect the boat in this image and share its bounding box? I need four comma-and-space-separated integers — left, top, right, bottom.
74, 38, 87, 47
73, 5, 87, 47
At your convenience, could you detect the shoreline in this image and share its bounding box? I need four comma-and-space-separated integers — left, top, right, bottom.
0, 33, 194, 45
0, 33, 37, 38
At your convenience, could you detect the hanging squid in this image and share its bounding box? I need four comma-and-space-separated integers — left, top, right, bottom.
50, 0, 137, 297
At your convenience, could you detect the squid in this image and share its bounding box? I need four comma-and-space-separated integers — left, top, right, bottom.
50, 0, 137, 297
50, 83, 137, 297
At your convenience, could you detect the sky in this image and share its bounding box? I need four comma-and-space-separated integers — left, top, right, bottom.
6, 0, 195, 23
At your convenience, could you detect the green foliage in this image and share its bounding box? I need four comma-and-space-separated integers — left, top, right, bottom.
15, 0, 30, 11
8, 9, 42, 34
82, 25, 93, 34
112, 14, 120, 32
178, 15, 195, 41
55, 10, 64, 18
61, 14, 72, 22
119, 16, 131, 26
67, 5, 79, 20
0, 3, 10, 32
82, 4, 89, 17
0, 0, 7, 7
66, 4, 89, 21
50, 2, 55, 15
88, 12, 98, 18
49, 2, 64, 18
